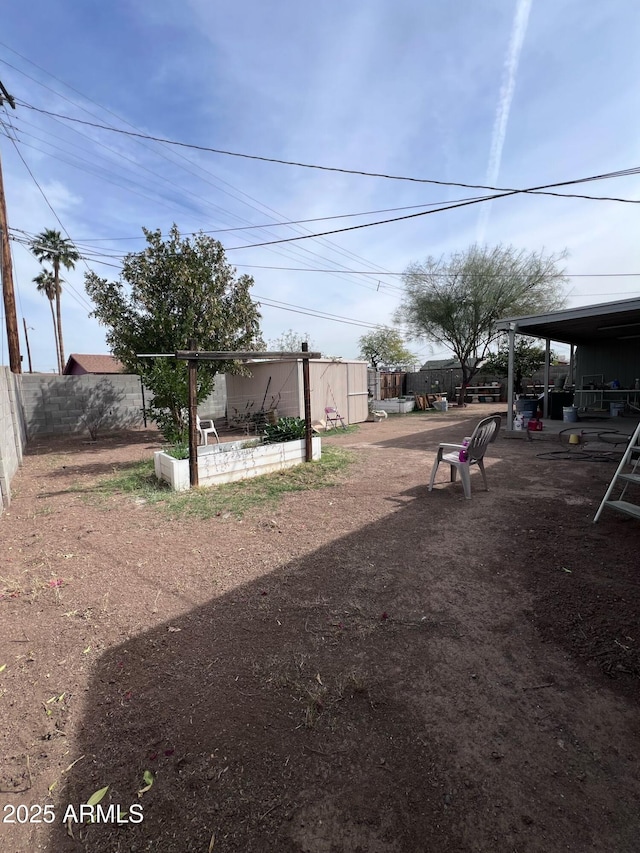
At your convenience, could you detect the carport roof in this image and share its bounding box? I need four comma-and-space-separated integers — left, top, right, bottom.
495, 297, 640, 346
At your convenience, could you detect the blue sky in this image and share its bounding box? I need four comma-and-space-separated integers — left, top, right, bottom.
1, 0, 639, 372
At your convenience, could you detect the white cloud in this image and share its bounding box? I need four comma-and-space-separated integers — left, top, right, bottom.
476, 0, 533, 243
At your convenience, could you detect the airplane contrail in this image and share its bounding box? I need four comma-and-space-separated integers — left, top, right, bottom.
477, 0, 533, 244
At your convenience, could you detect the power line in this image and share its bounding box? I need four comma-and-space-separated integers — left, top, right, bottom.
12, 55, 639, 298
4, 48, 640, 315
3, 116, 95, 314
254, 295, 387, 329
225, 167, 640, 250
58, 198, 487, 242
0, 54, 404, 285
227, 263, 640, 279
10, 226, 640, 289
17, 101, 640, 205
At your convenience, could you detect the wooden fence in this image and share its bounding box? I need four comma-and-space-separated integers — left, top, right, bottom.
379, 372, 406, 399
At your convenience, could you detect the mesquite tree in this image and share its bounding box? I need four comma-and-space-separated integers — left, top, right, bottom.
396, 244, 567, 404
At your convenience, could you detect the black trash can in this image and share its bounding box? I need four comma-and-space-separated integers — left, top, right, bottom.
549, 391, 575, 420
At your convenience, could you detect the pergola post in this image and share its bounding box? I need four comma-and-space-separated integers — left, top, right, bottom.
188, 338, 199, 488
302, 341, 313, 462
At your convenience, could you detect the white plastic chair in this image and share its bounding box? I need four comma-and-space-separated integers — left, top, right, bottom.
196, 415, 220, 445
428, 415, 500, 499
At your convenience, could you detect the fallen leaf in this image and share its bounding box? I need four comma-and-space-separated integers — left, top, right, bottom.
0, 664, 6, 673
137, 769, 154, 796
87, 786, 109, 806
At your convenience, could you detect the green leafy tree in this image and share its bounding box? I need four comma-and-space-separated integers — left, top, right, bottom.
268, 329, 315, 352
483, 336, 555, 394
33, 270, 60, 372
85, 225, 263, 442
396, 244, 567, 404
358, 328, 418, 370
30, 229, 79, 373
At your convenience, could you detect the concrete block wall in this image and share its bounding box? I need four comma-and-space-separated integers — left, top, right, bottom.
20, 374, 145, 437
19, 373, 229, 439
198, 374, 227, 420
0, 367, 27, 512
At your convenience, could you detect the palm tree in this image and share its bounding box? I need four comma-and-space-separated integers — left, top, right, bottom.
30, 229, 79, 373
33, 270, 61, 372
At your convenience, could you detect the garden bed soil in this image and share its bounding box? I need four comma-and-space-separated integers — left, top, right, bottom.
1, 405, 639, 852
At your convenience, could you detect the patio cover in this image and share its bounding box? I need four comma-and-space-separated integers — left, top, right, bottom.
495, 297, 640, 428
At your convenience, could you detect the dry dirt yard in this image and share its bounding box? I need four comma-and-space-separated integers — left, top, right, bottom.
1, 405, 639, 853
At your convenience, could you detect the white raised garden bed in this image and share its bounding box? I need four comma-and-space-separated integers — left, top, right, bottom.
154, 436, 322, 491
372, 397, 415, 414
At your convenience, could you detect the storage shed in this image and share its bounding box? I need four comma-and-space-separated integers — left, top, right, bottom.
225, 358, 369, 427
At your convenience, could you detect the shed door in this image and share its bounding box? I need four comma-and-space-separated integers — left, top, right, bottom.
346, 362, 369, 423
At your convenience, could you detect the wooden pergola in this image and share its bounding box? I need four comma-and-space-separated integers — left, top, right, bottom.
174, 344, 321, 487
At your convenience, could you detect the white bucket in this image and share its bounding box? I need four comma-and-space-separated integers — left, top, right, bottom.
563, 406, 578, 423
610, 402, 624, 416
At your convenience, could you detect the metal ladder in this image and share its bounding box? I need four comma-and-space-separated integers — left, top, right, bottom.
594, 421, 640, 522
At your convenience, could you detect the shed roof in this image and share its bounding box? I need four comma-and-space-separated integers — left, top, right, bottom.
496, 297, 640, 346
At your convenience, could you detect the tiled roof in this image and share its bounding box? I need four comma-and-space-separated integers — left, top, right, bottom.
63, 354, 126, 374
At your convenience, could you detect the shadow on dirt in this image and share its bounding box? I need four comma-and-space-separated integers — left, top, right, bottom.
25, 429, 162, 458
44, 457, 640, 853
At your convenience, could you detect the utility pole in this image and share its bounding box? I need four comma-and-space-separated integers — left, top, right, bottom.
0, 79, 21, 373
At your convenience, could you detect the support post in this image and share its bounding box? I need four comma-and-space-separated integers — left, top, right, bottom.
569, 344, 575, 389
140, 375, 147, 427
507, 324, 516, 430
302, 341, 312, 462
188, 338, 199, 488
543, 338, 551, 419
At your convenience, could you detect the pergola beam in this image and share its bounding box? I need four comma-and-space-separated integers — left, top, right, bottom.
174, 350, 322, 361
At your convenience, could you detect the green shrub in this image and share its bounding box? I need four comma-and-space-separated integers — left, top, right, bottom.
166, 443, 190, 459
263, 417, 307, 444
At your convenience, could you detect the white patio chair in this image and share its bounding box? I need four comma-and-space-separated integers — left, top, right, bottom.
196, 415, 220, 445
428, 415, 500, 499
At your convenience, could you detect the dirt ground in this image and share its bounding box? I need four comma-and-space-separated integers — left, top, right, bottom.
1, 405, 639, 853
